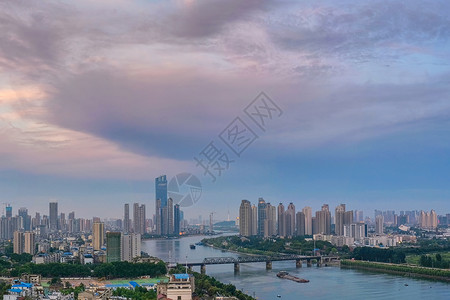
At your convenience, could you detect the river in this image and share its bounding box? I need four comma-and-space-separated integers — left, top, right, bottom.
141, 234, 449, 300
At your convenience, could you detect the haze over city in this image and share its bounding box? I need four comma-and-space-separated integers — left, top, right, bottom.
1, 0, 450, 219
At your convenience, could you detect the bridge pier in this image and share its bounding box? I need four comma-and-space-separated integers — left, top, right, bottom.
201, 264, 206, 275
266, 261, 272, 270
234, 263, 240, 273
296, 259, 302, 268
306, 259, 312, 267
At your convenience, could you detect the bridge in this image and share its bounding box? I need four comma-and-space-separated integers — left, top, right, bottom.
183, 255, 340, 274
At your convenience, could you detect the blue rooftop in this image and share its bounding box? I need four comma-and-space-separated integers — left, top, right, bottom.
174, 274, 189, 280
8, 289, 22, 293
129, 281, 140, 288
105, 284, 130, 288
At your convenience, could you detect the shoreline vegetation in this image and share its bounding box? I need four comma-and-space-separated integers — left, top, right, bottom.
341, 260, 450, 282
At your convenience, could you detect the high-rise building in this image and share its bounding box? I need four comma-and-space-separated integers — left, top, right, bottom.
24, 231, 35, 255
335, 204, 345, 236
18, 208, 31, 231
257, 198, 267, 236
251, 205, 258, 236
155, 199, 162, 235
419, 210, 438, 229
264, 203, 276, 237
13, 231, 24, 254
167, 198, 174, 235
285, 203, 296, 237
106, 232, 121, 263
302, 207, 312, 235
93, 222, 105, 250
49, 202, 58, 231
354, 210, 364, 222
296, 211, 305, 236
124, 204, 130, 233
133, 203, 146, 234
174, 204, 181, 235
155, 175, 168, 207
315, 204, 331, 235
155, 175, 168, 236
375, 215, 384, 234
121, 233, 141, 262
344, 223, 367, 241
5, 205, 12, 218
277, 203, 285, 237
239, 200, 252, 237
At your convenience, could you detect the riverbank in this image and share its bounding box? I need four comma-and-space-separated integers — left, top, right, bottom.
341, 259, 450, 282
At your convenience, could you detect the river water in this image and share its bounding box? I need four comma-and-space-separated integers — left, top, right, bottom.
142, 234, 449, 300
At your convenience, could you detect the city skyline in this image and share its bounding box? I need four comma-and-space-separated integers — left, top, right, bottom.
1, 0, 450, 219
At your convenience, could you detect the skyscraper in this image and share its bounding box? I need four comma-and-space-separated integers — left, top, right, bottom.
239, 200, 252, 237
285, 203, 296, 237
121, 233, 141, 262
296, 211, 305, 236
251, 205, 257, 236
174, 204, 180, 235
335, 204, 345, 236
167, 198, 174, 235
375, 215, 384, 234
5, 205, 12, 218
155, 199, 162, 235
23, 232, 35, 255
257, 198, 267, 236
13, 231, 24, 254
316, 204, 331, 235
133, 203, 146, 234
302, 206, 312, 235
93, 222, 105, 250
49, 202, 58, 231
18, 208, 31, 231
155, 175, 168, 235
264, 203, 276, 237
277, 203, 285, 237
124, 204, 130, 233
155, 175, 168, 207
106, 232, 121, 263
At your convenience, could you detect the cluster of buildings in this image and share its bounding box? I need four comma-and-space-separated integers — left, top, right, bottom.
239, 199, 440, 247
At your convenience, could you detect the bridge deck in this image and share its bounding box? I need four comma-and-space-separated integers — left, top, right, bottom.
184, 255, 338, 266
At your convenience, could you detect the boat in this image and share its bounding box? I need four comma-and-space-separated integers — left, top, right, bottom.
277, 271, 309, 283
190, 244, 196, 249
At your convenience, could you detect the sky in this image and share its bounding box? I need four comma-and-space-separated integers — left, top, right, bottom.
1, 0, 450, 220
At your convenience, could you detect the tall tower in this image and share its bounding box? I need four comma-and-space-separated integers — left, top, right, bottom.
316, 204, 331, 235
167, 198, 174, 235
155, 175, 168, 207
93, 222, 105, 250
18, 208, 31, 231
124, 204, 130, 233
257, 198, 267, 236
239, 200, 252, 237
296, 211, 305, 236
106, 232, 121, 263
375, 215, 384, 234
285, 202, 296, 237
49, 202, 58, 231
277, 203, 285, 237
335, 204, 345, 236
155, 175, 168, 235
174, 204, 180, 235
302, 206, 312, 235
251, 205, 257, 236
23, 232, 35, 255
